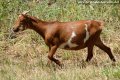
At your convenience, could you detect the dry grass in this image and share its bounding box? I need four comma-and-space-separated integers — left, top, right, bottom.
0, 30, 120, 80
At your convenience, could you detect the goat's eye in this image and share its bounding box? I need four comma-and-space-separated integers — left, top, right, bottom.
20, 21, 23, 24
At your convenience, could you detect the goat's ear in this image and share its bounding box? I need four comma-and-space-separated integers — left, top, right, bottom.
18, 14, 24, 18
18, 14, 28, 20
22, 11, 30, 15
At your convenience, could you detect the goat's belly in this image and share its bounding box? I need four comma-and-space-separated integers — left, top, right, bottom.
59, 43, 85, 50
63, 46, 85, 50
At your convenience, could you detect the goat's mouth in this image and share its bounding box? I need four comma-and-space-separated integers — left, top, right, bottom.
12, 26, 25, 32
13, 28, 20, 32
9, 27, 22, 39
9, 28, 23, 39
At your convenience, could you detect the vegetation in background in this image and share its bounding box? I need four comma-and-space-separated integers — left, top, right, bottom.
0, 0, 120, 80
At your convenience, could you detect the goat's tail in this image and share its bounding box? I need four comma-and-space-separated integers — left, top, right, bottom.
96, 20, 104, 29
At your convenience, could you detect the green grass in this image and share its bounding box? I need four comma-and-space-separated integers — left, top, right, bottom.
0, 0, 120, 80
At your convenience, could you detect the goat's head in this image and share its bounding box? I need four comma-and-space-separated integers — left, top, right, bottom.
12, 11, 30, 32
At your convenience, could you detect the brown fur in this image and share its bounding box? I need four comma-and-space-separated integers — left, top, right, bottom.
12, 14, 116, 66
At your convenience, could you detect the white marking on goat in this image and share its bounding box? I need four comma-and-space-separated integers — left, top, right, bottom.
68, 31, 78, 48
84, 24, 89, 43
59, 31, 78, 49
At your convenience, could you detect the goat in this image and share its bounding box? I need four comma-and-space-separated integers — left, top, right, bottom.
12, 11, 116, 66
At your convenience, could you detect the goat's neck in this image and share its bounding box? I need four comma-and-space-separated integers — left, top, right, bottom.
31, 20, 47, 39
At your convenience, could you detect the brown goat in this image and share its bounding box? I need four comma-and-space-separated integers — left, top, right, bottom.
12, 11, 116, 66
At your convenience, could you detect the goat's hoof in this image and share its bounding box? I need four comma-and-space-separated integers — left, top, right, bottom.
112, 58, 116, 62
112, 61, 117, 66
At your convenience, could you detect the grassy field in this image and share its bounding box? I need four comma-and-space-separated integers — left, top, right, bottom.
0, 0, 120, 80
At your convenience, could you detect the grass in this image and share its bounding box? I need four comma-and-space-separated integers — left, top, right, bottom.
0, 0, 120, 80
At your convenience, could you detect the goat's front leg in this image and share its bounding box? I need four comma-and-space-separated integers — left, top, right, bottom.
48, 45, 61, 66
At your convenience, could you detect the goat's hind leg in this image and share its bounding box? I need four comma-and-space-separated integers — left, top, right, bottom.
86, 45, 94, 62
95, 38, 116, 62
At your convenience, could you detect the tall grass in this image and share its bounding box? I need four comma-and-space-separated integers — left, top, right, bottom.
0, 0, 120, 80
